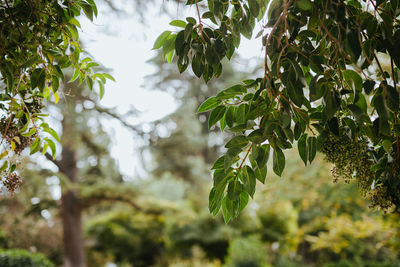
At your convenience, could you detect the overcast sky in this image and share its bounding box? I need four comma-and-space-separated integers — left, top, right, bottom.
79, 2, 263, 178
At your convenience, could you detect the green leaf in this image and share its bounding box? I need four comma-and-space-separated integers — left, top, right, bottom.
81, 2, 94, 21
256, 144, 270, 168
363, 80, 375, 94
343, 69, 363, 92
45, 138, 57, 159
225, 106, 236, 127
9, 164, 16, 173
86, 76, 93, 90
98, 81, 105, 99
21, 128, 37, 137
208, 105, 226, 129
153, 31, 172, 50
42, 127, 60, 142
324, 91, 338, 119
220, 113, 227, 131
297, 0, 312, 11
253, 164, 267, 183
287, 80, 304, 107
209, 183, 226, 215
247, 129, 267, 144
298, 133, 308, 165
374, 94, 389, 120
227, 180, 242, 200
31, 68, 46, 91
224, 147, 241, 171
238, 191, 249, 212
192, 53, 205, 78
197, 97, 221, 113
243, 165, 256, 198
212, 156, 225, 170
222, 196, 233, 223
348, 104, 367, 122
69, 18, 81, 28
169, 20, 187, 28
30, 137, 41, 155
216, 84, 246, 100
162, 35, 176, 60
0, 161, 8, 172
213, 169, 226, 186
382, 139, 392, 153
186, 17, 196, 24
385, 85, 399, 111
166, 50, 174, 64
235, 104, 247, 124
102, 73, 115, 82
273, 147, 285, 176
225, 135, 248, 148
307, 136, 317, 163
70, 68, 80, 83
248, 0, 260, 17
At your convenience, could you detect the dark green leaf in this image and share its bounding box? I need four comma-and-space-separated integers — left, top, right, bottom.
243, 165, 256, 198
235, 104, 247, 124
212, 156, 225, 170
273, 147, 285, 176
247, 129, 267, 144
192, 53, 205, 78
216, 84, 246, 100
225, 106, 236, 127
298, 133, 308, 165
374, 94, 389, 120
343, 69, 363, 92
238, 191, 249, 212
248, 0, 260, 17
224, 147, 241, 171
227, 180, 242, 200
222, 196, 233, 223
385, 85, 399, 111
307, 136, 317, 163
225, 135, 248, 148
31, 68, 46, 91
208, 106, 226, 129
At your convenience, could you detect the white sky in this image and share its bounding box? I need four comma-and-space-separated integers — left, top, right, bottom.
79, 2, 263, 178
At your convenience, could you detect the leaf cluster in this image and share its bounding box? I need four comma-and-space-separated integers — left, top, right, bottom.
0, 0, 114, 185
156, 0, 400, 216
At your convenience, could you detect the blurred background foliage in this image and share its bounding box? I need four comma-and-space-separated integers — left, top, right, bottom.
0, 0, 400, 266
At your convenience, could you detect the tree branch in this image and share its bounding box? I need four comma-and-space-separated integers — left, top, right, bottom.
81, 98, 143, 135
44, 151, 62, 170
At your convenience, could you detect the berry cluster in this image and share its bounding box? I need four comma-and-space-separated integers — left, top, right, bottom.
319, 133, 393, 209
2, 172, 22, 194
0, 117, 37, 155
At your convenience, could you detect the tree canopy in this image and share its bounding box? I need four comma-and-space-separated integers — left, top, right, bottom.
155, 0, 400, 220
0, 0, 113, 188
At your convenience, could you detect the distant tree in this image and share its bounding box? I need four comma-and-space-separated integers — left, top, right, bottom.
155, 0, 400, 219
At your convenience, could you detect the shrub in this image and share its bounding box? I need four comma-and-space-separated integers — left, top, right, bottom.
0, 249, 54, 267
225, 235, 270, 267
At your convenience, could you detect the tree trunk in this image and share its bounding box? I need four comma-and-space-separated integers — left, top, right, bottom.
60, 146, 86, 267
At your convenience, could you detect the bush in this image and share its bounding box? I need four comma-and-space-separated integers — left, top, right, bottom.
0, 249, 54, 267
225, 235, 270, 267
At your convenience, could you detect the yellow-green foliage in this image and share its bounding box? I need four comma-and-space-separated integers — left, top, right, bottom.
306, 215, 394, 255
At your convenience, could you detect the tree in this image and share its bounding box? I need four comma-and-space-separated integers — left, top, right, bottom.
155, 0, 400, 220
0, 0, 113, 186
